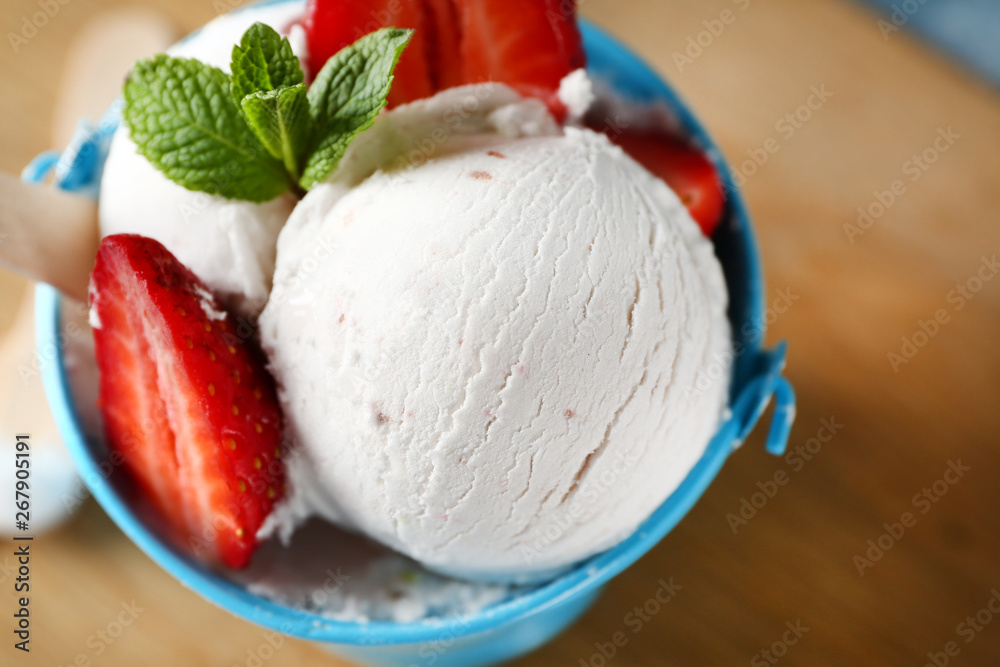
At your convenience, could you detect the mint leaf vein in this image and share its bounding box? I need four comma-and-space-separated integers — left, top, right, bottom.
241, 84, 310, 181
230, 22, 304, 107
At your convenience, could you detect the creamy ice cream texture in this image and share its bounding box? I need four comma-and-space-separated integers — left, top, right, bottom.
96, 0, 731, 583
99, 1, 306, 314
259, 85, 732, 582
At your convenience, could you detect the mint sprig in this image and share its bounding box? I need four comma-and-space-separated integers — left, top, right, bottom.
122, 24, 413, 202
123, 55, 290, 202
230, 22, 304, 107
241, 84, 310, 181
301, 28, 413, 190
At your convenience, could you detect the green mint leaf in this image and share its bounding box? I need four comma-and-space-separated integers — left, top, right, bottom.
241, 84, 311, 181
300, 28, 413, 190
231, 22, 304, 107
124, 54, 290, 202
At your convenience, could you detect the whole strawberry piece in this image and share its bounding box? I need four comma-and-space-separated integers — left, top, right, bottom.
89, 234, 285, 569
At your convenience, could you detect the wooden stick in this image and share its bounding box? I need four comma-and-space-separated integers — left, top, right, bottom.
0, 9, 178, 303
0, 173, 98, 303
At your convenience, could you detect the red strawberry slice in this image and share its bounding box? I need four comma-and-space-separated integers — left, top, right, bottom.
455, 0, 585, 104
303, 0, 584, 110
422, 0, 463, 91
303, 0, 434, 108
604, 129, 726, 236
90, 234, 285, 569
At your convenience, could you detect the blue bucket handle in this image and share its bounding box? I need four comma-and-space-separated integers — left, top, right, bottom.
22, 101, 119, 196
732, 341, 795, 456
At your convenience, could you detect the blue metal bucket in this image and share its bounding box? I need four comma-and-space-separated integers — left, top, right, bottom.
34, 8, 795, 666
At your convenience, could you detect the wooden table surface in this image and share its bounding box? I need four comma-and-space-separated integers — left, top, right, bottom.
3, 0, 1000, 665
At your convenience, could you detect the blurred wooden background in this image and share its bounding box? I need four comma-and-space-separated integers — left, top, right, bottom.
2, 0, 1000, 665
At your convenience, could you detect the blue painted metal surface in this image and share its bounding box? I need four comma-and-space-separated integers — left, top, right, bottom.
33, 4, 796, 664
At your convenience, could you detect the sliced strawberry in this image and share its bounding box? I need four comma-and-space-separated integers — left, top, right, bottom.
303, 0, 434, 107
455, 0, 585, 103
422, 0, 463, 91
603, 129, 726, 236
90, 234, 285, 569
303, 0, 584, 110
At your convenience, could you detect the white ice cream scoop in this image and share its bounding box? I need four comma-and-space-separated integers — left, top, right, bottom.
260, 86, 732, 582
97, 1, 306, 315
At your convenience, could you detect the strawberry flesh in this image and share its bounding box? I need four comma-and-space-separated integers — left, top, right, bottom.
455, 0, 584, 103
602, 129, 726, 237
422, 0, 463, 91
303, 0, 584, 110
303, 0, 434, 108
90, 235, 285, 569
